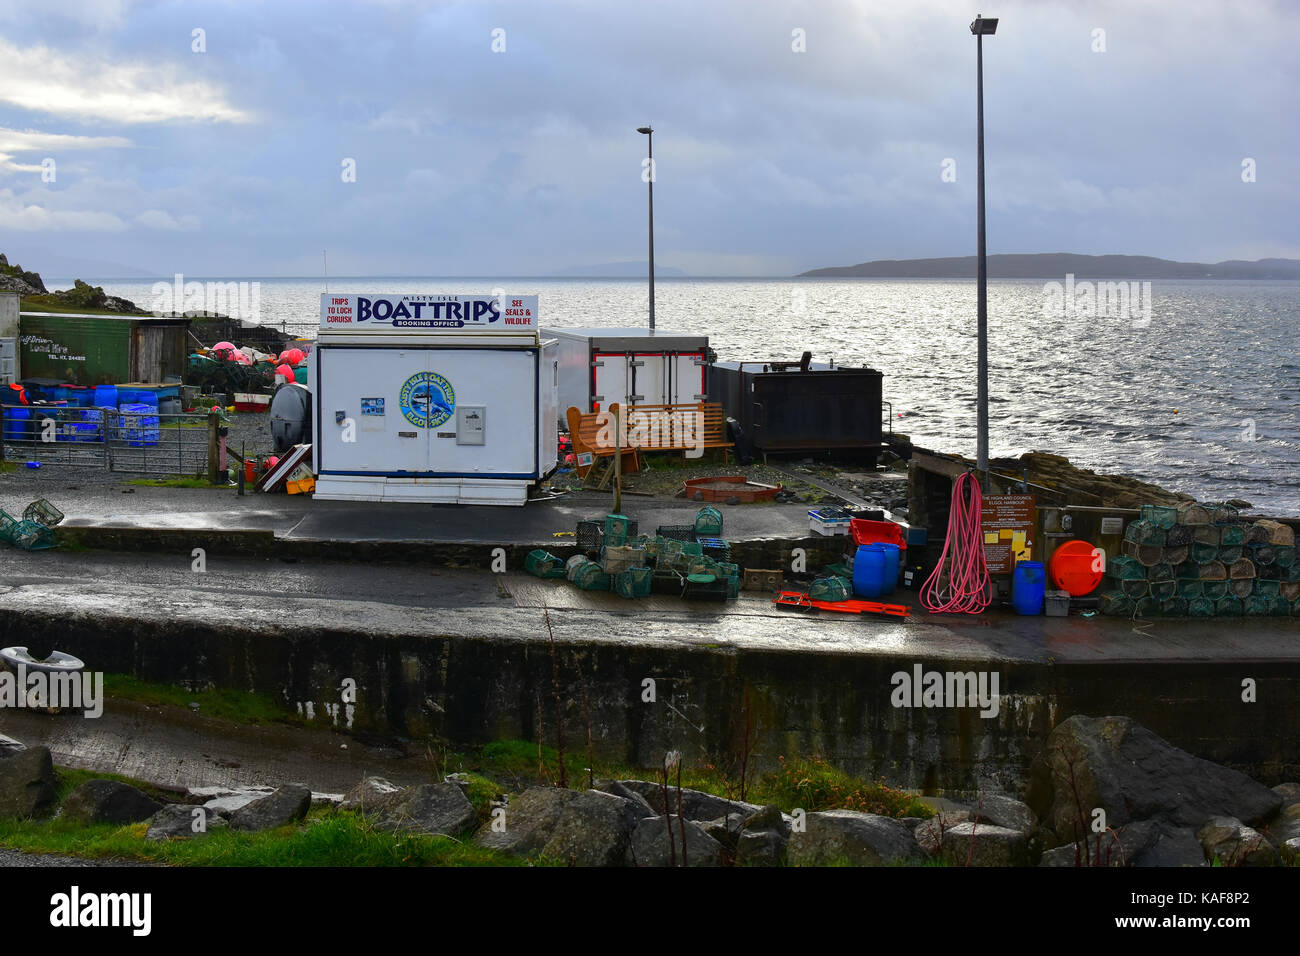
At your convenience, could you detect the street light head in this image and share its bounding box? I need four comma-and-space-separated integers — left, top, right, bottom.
636, 126, 653, 134
970, 16, 998, 35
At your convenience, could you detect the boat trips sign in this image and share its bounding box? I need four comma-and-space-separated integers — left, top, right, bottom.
320, 294, 538, 332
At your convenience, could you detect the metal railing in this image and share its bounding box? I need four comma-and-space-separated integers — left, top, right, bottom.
1, 404, 213, 475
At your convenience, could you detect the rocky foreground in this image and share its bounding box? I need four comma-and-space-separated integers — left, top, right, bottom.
1, 716, 1296, 866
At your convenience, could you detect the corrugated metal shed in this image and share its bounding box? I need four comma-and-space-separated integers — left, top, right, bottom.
18, 312, 191, 385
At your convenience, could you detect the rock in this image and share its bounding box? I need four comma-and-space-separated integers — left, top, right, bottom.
1272, 782, 1300, 808
475, 787, 581, 856
900, 817, 924, 832
0, 745, 57, 818
541, 790, 644, 866
340, 776, 404, 811
0, 734, 26, 759
229, 784, 312, 832
938, 822, 1032, 867
145, 805, 226, 841
741, 804, 788, 833
617, 780, 760, 822
1282, 838, 1300, 864
362, 783, 478, 837
699, 814, 744, 847
593, 780, 656, 817
443, 773, 471, 797
1130, 825, 1207, 867
1039, 844, 1082, 866
737, 827, 787, 866
202, 787, 275, 818
1196, 817, 1277, 867
914, 811, 971, 856
786, 810, 925, 866
61, 779, 162, 825
627, 814, 726, 867
1037, 820, 1158, 867
972, 793, 1037, 833
1026, 716, 1282, 846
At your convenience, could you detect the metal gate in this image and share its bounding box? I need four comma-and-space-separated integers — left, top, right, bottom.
1, 405, 211, 475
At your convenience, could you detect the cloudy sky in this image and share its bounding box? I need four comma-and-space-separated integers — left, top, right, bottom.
0, 0, 1295, 278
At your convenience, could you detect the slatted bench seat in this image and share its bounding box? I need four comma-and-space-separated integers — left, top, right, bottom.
565, 402, 732, 479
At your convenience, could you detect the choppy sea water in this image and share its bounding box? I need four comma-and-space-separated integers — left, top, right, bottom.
69, 276, 1300, 514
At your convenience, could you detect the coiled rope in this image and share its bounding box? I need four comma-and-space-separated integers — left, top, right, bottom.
920, 471, 992, 614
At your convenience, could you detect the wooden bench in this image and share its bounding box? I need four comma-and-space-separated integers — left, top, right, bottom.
566, 402, 732, 480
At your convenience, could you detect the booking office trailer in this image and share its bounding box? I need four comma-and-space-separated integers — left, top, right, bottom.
312, 293, 557, 506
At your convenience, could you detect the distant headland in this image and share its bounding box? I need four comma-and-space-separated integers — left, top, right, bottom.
799, 253, 1300, 280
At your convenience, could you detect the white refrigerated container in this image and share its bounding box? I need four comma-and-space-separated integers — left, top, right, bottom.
546, 327, 709, 420
311, 293, 557, 505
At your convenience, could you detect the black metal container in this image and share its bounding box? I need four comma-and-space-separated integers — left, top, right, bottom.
707, 356, 884, 462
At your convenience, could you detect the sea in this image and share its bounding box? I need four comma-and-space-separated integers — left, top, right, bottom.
55, 276, 1300, 514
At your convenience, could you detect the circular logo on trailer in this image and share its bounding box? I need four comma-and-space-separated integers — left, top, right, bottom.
399, 372, 456, 428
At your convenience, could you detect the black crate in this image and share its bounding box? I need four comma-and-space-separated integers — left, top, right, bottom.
577, 518, 639, 551
651, 570, 685, 596
683, 576, 729, 601
656, 524, 697, 543
696, 536, 731, 562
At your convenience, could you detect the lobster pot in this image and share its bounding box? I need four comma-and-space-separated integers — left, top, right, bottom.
1217, 546, 1244, 564
1220, 524, 1246, 546
1202, 580, 1229, 601
1187, 596, 1215, 617
1175, 560, 1200, 580
1176, 579, 1203, 599
1159, 597, 1188, 617
717, 561, 741, 600
1280, 581, 1300, 603
696, 536, 731, 563
1243, 594, 1272, 616
694, 506, 723, 538
1288, 564, 1300, 582
1251, 545, 1276, 566
1124, 519, 1166, 546
1244, 522, 1269, 545
1215, 596, 1244, 617
0, 510, 19, 545
1252, 519, 1294, 547
1148, 562, 1174, 583
681, 540, 704, 557
22, 499, 65, 527
1177, 502, 1211, 526
1274, 546, 1295, 568
686, 554, 720, 577
614, 566, 653, 599
809, 576, 852, 602
1253, 579, 1280, 598
1228, 557, 1256, 580
1122, 540, 1164, 566
1108, 555, 1147, 581
656, 524, 697, 543
1150, 580, 1177, 601
1258, 564, 1281, 581
603, 513, 632, 547
1120, 579, 1149, 599
572, 562, 611, 591
1163, 545, 1190, 565
1140, 505, 1178, 530
1165, 525, 1194, 547
1270, 596, 1291, 616
566, 554, 594, 581
1099, 591, 1136, 616
1229, 578, 1253, 599
12, 520, 55, 551
1211, 504, 1240, 525
1191, 542, 1219, 563
1193, 525, 1221, 547
1199, 560, 1227, 581
524, 549, 567, 579
601, 544, 645, 574
1134, 596, 1159, 618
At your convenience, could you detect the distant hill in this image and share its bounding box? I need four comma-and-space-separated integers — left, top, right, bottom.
799, 253, 1300, 279
555, 261, 687, 277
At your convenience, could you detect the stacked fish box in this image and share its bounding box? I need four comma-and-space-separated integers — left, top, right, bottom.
1099, 502, 1297, 617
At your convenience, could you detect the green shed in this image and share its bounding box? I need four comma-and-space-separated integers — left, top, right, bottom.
19, 312, 191, 385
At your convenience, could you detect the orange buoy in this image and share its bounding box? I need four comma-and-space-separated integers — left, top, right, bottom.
1049, 539, 1105, 596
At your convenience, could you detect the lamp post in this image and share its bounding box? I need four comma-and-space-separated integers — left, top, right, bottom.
970, 14, 997, 486
637, 125, 655, 331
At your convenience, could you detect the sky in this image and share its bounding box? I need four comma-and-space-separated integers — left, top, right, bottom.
0, 0, 1296, 278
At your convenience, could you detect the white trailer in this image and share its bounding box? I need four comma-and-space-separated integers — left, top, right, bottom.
547, 327, 709, 420
311, 294, 557, 506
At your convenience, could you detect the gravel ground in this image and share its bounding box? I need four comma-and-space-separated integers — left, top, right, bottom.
0, 848, 156, 867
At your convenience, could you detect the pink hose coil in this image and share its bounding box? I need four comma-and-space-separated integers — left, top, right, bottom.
920, 472, 992, 614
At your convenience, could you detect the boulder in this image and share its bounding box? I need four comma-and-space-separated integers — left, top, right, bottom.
627, 814, 726, 867
1196, 817, 1277, 867
145, 805, 226, 842
1272, 782, 1300, 808
699, 814, 744, 847
737, 827, 788, 866
61, 779, 162, 825
914, 811, 972, 856
1270, 801, 1300, 846
593, 780, 656, 816
1130, 825, 1206, 867
541, 790, 644, 866
229, 783, 312, 832
1281, 838, 1300, 864
1026, 716, 1282, 845
938, 822, 1033, 867
973, 793, 1038, 833
474, 787, 581, 856
200, 787, 275, 818
616, 780, 761, 822
785, 810, 925, 866
1038, 820, 1157, 867
0, 745, 57, 818
340, 776, 404, 811
362, 783, 477, 837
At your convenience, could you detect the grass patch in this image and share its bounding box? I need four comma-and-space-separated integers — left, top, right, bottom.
0, 810, 519, 867
755, 756, 934, 818
103, 674, 298, 725
126, 477, 230, 489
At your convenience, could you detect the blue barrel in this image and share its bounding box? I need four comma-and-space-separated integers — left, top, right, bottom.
877, 543, 901, 596
853, 544, 887, 598
3, 407, 31, 442
93, 384, 118, 408
1012, 560, 1047, 615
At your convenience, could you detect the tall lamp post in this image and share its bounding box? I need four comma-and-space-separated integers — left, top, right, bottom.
970, 14, 997, 485
637, 125, 655, 331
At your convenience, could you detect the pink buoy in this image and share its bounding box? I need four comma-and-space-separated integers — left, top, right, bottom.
213, 341, 235, 351
275, 364, 294, 379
